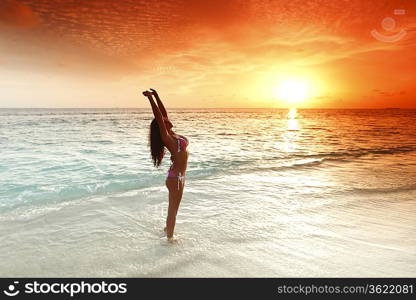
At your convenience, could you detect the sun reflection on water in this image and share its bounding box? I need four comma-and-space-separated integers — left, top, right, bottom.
287, 108, 299, 131
274, 108, 301, 153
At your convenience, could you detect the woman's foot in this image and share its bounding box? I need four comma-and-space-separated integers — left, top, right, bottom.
167, 236, 178, 243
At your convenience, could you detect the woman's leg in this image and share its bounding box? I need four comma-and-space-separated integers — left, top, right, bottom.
165, 178, 185, 239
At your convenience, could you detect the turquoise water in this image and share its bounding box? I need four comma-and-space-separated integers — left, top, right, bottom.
0, 108, 415, 276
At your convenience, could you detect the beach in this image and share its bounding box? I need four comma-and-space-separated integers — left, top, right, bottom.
0, 108, 415, 277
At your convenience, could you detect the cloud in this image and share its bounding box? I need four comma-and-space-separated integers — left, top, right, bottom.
372, 89, 407, 97
0, 0, 40, 28
1, 0, 415, 107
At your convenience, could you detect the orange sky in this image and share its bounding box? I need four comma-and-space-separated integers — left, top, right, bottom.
0, 0, 415, 108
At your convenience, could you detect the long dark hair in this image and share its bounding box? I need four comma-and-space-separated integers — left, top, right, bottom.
149, 118, 165, 167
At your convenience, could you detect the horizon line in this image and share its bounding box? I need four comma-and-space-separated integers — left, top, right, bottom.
0, 107, 413, 110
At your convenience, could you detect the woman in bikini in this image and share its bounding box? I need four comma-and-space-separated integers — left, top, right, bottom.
142, 89, 189, 241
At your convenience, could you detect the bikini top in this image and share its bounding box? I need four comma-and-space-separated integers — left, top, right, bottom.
170, 136, 188, 163
176, 135, 188, 152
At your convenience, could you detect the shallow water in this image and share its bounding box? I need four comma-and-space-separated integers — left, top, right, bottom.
0, 108, 415, 276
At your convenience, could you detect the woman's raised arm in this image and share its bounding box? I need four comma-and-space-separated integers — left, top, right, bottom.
143, 91, 169, 141
150, 88, 168, 118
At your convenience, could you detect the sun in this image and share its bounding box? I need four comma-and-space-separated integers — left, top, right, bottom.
274, 79, 309, 104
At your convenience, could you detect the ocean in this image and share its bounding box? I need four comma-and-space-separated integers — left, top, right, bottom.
0, 108, 415, 277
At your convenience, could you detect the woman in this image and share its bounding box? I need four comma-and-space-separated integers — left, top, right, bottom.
142, 88, 189, 241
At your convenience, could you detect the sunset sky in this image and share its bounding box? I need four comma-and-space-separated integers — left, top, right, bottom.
1, 0, 415, 108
